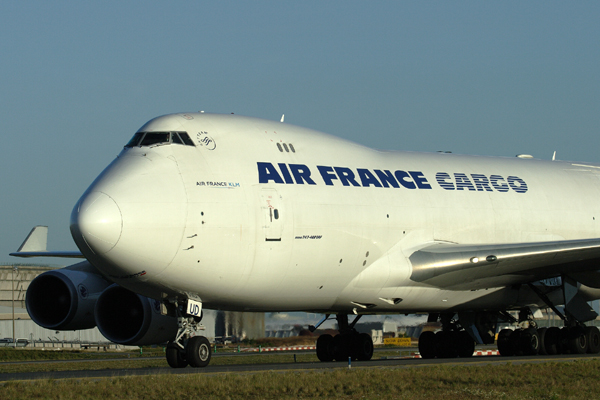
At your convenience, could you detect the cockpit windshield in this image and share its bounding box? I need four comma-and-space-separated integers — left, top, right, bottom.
125, 132, 195, 148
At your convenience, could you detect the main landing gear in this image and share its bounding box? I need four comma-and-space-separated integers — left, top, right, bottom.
496, 309, 600, 356
315, 314, 374, 362
165, 303, 211, 369
418, 313, 476, 359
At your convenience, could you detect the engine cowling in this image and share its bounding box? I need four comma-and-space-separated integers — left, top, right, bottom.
95, 285, 178, 346
26, 261, 112, 330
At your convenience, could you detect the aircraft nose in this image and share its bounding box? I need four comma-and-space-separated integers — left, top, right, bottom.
71, 191, 123, 255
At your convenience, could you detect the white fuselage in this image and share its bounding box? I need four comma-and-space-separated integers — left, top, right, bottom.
69, 113, 600, 314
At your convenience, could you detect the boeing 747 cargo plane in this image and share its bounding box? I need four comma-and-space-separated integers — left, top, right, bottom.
12, 112, 600, 367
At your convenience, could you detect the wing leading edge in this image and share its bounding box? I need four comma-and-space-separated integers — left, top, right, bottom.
409, 238, 600, 291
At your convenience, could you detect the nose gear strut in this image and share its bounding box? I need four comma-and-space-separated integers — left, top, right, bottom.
165, 300, 211, 368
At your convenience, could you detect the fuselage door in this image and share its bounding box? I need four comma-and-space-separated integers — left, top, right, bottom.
260, 188, 283, 241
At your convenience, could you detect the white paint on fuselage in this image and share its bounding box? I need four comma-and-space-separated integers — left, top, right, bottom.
70, 113, 600, 314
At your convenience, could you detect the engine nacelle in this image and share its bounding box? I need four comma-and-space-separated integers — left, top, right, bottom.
26, 261, 112, 330
95, 285, 178, 346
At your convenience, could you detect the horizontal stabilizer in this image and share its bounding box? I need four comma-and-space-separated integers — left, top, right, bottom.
10, 225, 84, 259
10, 251, 84, 258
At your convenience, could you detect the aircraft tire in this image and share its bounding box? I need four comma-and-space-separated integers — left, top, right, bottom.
586, 326, 600, 354
332, 334, 351, 362
166, 342, 188, 368
544, 327, 560, 355
567, 326, 588, 354
187, 336, 211, 368
497, 329, 515, 356
520, 328, 540, 356
354, 332, 374, 361
436, 331, 458, 358
457, 331, 475, 358
537, 328, 548, 355
418, 331, 437, 359
316, 334, 334, 362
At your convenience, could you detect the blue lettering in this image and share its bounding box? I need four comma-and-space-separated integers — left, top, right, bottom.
257, 162, 284, 184
334, 167, 361, 187
374, 170, 400, 188
471, 174, 493, 192
289, 164, 316, 185
409, 171, 432, 189
508, 176, 528, 193
436, 172, 455, 190
454, 173, 476, 191
394, 170, 416, 189
358, 168, 382, 187
278, 163, 294, 184
317, 165, 338, 186
489, 175, 509, 192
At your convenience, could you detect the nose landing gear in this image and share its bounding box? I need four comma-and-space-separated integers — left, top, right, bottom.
165, 300, 211, 369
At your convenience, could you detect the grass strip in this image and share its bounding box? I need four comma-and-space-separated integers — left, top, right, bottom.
3, 359, 600, 399
0, 351, 406, 374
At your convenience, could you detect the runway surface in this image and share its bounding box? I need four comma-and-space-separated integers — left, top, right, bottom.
2, 351, 599, 382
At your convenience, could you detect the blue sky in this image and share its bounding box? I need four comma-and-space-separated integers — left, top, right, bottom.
1, 1, 599, 267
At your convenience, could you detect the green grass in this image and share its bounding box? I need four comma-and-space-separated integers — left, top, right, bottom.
2, 359, 600, 399
0, 347, 164, 361
0, 350, 411, 374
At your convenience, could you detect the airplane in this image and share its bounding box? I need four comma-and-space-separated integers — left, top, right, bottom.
11, 111, 600, 368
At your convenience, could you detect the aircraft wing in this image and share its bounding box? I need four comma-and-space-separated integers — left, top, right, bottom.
409, 238, 600, 291
9, 225, 84, 259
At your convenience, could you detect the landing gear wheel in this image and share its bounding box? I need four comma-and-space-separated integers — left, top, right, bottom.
586, 326, 600, 354
187, 336, 211, 368
544, 327, 560, 355
537, 327, 548, 355
354, 333, 374, 361
166, 342, 188, 368
567, 326, 588, 354
316, 334, 334, 362
418, 331, 437, 359
497, 329, 515, 356
510, 330, 523, 356
520, 328, 540, 356
457, 331, 475, 358
332, 334, 352, 361
436, 331, 458, 358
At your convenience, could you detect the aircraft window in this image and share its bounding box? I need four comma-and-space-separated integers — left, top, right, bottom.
172, 132, 184, 145
178, 132, 195, 146
283, 143, 290, 153
289, 144, 296, 153
277, 143, 283, 152
140, 132, 170, 146
125, 131, 195, 148
125, 132, 145, 148
273, 209, 279, 219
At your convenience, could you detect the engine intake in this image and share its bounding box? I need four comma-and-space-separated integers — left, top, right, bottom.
95, 285, 177, 346
26, 261, 112, 330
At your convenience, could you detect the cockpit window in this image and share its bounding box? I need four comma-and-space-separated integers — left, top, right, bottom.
172, 132, 184, 144
179, 132, 195, 146
124, 131, 195, 148
141, 132, 170, 146
125, 132, 145, 148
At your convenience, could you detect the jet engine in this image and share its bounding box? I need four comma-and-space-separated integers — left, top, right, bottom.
26, 261, 112, 330
95, 285, 178, 346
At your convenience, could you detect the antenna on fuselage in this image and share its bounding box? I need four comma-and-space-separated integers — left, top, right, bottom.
552, 151, 556, 161
280, 114, 285, 122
